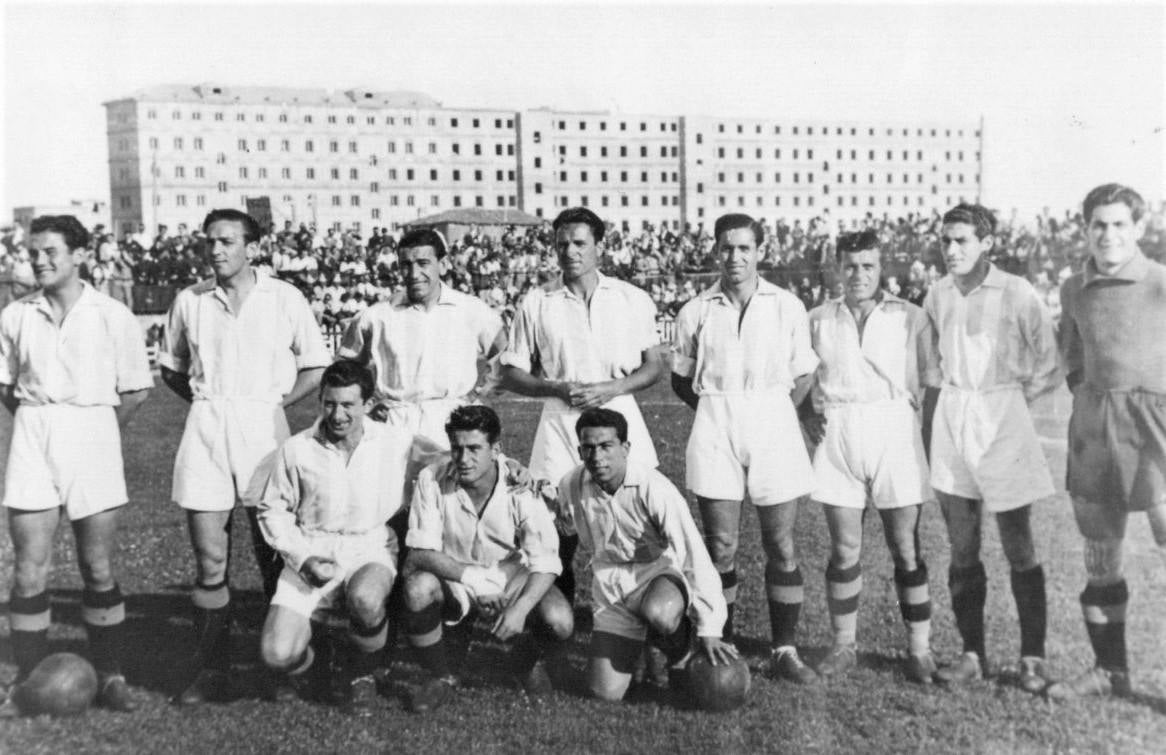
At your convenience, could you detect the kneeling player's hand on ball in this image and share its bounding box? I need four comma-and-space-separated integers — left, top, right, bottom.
700, 637, 740, 666
301, 557, 338, 587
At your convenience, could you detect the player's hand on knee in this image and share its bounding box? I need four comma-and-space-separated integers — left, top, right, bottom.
300, 557, 338, 587
701, 637, 739, 666
490, 604, 527, 641
369, 403, 390, 422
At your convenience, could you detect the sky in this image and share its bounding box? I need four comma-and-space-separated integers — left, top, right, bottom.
2, 1, 1163, 221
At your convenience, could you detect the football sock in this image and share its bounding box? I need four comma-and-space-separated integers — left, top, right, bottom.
1010, 565, 1047, 658
555, 534, 579, 606
719, 570, 738, 641
826, 562, 862, 648
349, 614, 389, 655
766, 564, 804, 650
948, 562, 986, 660
9, 590, 50, 680
192, 580, 231, 672
894, 562, 932, 657
82, 584, 127, 676
404, 602, 450, 676
653, 615, 693, 667
1081, 580, 1129, 672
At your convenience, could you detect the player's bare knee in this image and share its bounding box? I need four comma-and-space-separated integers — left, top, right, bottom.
829, 539, 862, 571
703, 531, 738, 570
1147, 504, 1166, 547
346, 589, 387, 628
641, 598, 683, 636
11, 559, 50, 595
587, 676, 629, 702
403, 571, 441, 612
998, 517, 1038, 571
77, 556, 116, 592
1083, 537, 1123, 586
261, 631, 303, 671
539, 601, 575, 641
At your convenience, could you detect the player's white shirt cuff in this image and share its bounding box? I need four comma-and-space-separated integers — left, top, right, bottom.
670, 353, 696, 377
404, 531, 443, 552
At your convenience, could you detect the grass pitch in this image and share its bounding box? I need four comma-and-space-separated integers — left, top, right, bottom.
1, 382, 1164, 754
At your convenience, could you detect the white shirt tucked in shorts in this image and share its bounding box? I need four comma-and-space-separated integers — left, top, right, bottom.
0, 284, 152, 519
557, 462, 726, 639
922, 265, 1058, 511
808, 294, 933, 509
407, 454, 561, 622
672, 279, 818, 505
259, 419, 411, 618
501, 274, 659, 482
160, 274, 330, 510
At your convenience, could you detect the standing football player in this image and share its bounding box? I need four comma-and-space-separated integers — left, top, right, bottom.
805, 230, 937, 682
1047, 184, 1164, 700
671, 213, 820, 683
558, 408, 736, 702
501, 207, 665, 604
338, 228, 505, 483
401, 406, 573, 713
921, 203, 1058, 692
1, 215, 152, 710
258, 360, 410, 711
159, 209, 330, 704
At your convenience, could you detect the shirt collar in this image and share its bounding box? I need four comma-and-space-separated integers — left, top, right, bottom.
28, 280, 98, 318
548, 272, 614, 299
393, 282, 457, 310
312, 416, 381, 451
1083, 251, 1150, 287
585, 460, 648, 495
980, 262, 1008, 288
701, 276, 780, 303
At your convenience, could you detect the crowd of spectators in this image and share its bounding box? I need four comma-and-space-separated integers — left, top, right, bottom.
3, 203, 1164, 333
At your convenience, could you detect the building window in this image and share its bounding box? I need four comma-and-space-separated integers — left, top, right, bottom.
195, 167, 205, 178
148, 137, 159, 149
305, 140, 314, 153
174, 166, 185, 178
351, 196, 360, 207
331, 168, 340, 180
281, 168, 291, 179
372, 208, 381, 219
351, 168, 360, 180
239, 167, 249, 179
306, 168, 315, 179
332, 196, 341, 207
329, 141, 339, 153
217, 181, 228, 192
431, 169, 439, 180
258, 167, 267, 179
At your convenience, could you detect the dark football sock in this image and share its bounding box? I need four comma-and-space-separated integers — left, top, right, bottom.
82, 584, 127, 676
1081, 580, 1129, 672
192, 580, 231, 672
1010, 565, 1047, 658
9, 591, 51, 681
948, 562, 987, 660
765, 564, 804, 649
894, 562, 932, 657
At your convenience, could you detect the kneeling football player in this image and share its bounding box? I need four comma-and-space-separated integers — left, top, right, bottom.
558, 408, 738, 702
402, 405, 574, 713
257, 360, 412, 711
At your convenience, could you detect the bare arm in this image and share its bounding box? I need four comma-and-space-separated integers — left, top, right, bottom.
492, 571, 556, 641
115, 388, 150, 429
921, 386, 940, 462
500, 364, 574, 403
404, 547, 474, 583
282, 366, 325, 408
567, 346, 666, 410
160, 366, 193, 403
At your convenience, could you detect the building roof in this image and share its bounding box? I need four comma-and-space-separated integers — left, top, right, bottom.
401, 208, 545, 228
104, 84, 442, 109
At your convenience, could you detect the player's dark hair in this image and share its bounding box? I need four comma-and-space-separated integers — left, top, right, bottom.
399, 228, 448, 259
552, 207, 605, 244
202, 209, 261, 244
1083, 183, 1146, 224
836, 230, 881, 261
446, 405, 502, 444
575, 407, 628, 444
29, 215, 89, 251
319, 359, 375, 401
941, 203, 996, 240
713, 213, 764, 245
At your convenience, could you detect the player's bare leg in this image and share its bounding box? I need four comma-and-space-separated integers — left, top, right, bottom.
260, 604, 315, 702
1048, 499, 1132, 700
587, 632, 643, 702
819, 505, 863, 677
8, 508, 60, 683
638, 575, 692, 691
758, 499, 817, 683
341, 563, 394, 712
402, 570, 458, 712
878, 505, 935, 683
696, 497, 742, 640
177, 509, 234, 705
935, 493, 986, 683
72, 509, 135, 710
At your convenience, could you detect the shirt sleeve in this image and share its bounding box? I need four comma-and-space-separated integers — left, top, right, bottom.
907, 305, 934, 407
474, 303, 507, 397
646, 475, 727, 638
1018, 283, 1060, 402
670, 300, 699, 377
514, 491, 562, 575
499, 291, 538, 372
0, 306, 19, 387
157, 292, 191, 374
1057, 280, 1084, 389
287, 290, 331, 370
405, 465, 445, 552
256, 444, 313, 573
633, 288, 660, 352
554, 470, 579, 539
788, 298, 819, 379
112, 305, 154, 394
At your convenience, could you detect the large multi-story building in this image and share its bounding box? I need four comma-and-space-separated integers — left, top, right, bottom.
104, 84, 982, 237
